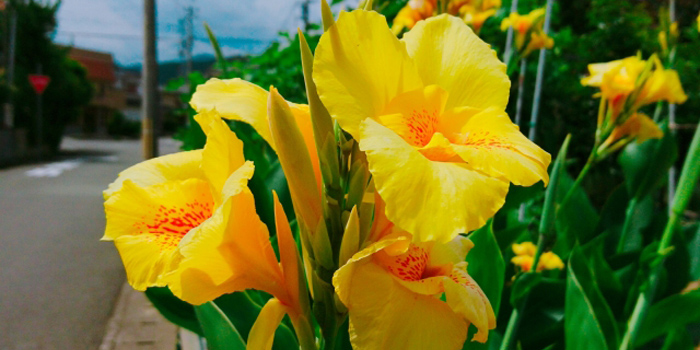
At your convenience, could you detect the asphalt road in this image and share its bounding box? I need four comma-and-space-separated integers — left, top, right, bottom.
0, 137, 181, 350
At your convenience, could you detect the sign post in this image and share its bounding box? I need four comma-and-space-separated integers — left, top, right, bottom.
28, 67, 50, 156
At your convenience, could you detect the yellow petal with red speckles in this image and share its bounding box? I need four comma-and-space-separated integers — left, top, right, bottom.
359, 118, 508, 242
447, 107, 551, 186
104, 178, 215, 290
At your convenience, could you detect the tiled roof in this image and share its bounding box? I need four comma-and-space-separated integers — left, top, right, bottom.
68, 47, 116, 82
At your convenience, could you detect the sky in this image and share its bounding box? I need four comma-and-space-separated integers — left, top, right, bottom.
54, 0, 357, 66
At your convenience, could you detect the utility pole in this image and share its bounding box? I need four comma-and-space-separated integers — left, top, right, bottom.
3, 6, 17, 129
142, 0, 159, 159
179, 5, 194, 79
301, 0, 310, 32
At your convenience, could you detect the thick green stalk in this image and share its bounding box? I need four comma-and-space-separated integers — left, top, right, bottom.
619, 115, 700, 350
500, 136, 570, 350
560, 153, 595, 210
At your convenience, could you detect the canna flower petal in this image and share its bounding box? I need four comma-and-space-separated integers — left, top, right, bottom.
637, 64, 688, 106
104, 178, 215, 290
446, 107, 551, 186
196, 113, 246, 202
314, 10, 423, 136
360, 118, 509, 242
247, 298, 290, 350
602, 113, 663, 147
402, 14, 510, 111
511, 241, 564, 272
190, 78, 322, 194
315, 10, 549, 241
103, 150, 203, 198
334, 230, 495, 348
104, 113, 301, 311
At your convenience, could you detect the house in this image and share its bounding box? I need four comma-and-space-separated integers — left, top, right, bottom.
67, 47, 126, 135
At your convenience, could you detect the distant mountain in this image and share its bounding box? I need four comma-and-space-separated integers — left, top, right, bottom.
119, 54, 223, 85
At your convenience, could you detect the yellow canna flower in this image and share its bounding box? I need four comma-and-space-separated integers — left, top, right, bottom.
391, 0, 437, 35
189, 78, 323, 231
658, 31, 668, 53
333, 198, 496, 348
102, 114, 305, 318
697, 12, 700, 32
601, 113, 663, 149
581, 56, 687, 114
511, 242, 563, 272
523, 30, 554, 58
314, 11, 550, 242
451, 0, 501, 33
500, 8, 547, 55
636, 58, 688, 106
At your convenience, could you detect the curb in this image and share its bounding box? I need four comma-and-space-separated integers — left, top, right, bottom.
99, 282, 178, 350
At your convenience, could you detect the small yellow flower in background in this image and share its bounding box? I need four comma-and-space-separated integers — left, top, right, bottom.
500, 8, 553, 58
102, 114, 306, 320
697, 12, 700, 32
333, 197, 496, 349
581, 55, 687, 119
511, 242, 563, 272
601, 113, 663, 149
451, 0, 501, 33
314, 10, 550, 243
391, 0, 437, 35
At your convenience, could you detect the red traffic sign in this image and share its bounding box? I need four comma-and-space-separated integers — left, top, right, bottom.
28, 75, 51, 95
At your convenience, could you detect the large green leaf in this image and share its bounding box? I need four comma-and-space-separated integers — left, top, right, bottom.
687, 224, 700, 281
565, 247, 619, 350
636, 290, 700, 346
195, 302, 246, 350
555, 170, 599, 256
215, 292, 299, 350
467, 221, 506, 315
463, 222, 505, 350
618, 122, 677, 200
144, 287, 203, 336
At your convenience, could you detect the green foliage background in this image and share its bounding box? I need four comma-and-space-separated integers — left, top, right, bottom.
2, 0, 93, 153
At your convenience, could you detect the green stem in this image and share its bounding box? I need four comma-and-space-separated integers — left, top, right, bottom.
291, 315, 318, 350
499, 237, 547, 350
560, 154, 595, 210
619, 213, 678, 350
619, 115, 700, 350
499, 302, 526, 350
616, 197, 639, 254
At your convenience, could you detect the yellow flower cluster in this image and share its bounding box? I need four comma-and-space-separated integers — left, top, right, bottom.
581, 55, 687, 154
511, 242, 563, 272
103, 8, 553, 350
500, 8, 554, 58
392, 0, 501, 35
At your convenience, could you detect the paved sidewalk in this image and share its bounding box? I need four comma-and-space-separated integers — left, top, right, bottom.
99, 283, 178, 350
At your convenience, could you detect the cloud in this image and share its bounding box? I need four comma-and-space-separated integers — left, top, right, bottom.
55, 0, 359, 66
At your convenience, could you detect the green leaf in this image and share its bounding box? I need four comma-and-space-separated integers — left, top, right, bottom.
467, 221, 505, 315
204, 22, 231, 78
555, 170, 599, 256
565, 247, 619, 350
687, 224, 700, 281
215, 292, 299, 350
636, 290, 700, 346
618, 122, 677, 200
195, 302, 246, 350
510, 272, 543, 309
144, 287, 203, 336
